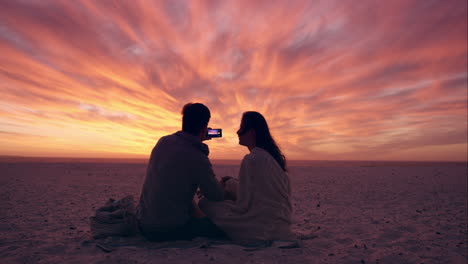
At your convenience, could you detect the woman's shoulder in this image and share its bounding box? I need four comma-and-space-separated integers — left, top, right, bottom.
242, 148, 274, 166
243, 147, 265, 159
251, 148, 287, 173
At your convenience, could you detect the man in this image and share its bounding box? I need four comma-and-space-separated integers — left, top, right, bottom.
136, 103, 225, 241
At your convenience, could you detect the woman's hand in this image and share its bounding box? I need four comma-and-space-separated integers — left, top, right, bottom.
221, 176, 238, 201
221, 176, 234, 188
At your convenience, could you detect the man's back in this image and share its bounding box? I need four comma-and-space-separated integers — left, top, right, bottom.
136, 131, 224, 234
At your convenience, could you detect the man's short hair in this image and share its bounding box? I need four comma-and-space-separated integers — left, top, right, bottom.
181, 103, 211, 136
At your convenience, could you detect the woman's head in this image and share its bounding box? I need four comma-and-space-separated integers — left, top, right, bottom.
237, 111, 287, 171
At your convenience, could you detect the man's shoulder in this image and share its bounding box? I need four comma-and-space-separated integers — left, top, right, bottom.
151, 133, 172, 149
157, 132, 184, 144
156, 132, 210, 160
161, 132, 178, 141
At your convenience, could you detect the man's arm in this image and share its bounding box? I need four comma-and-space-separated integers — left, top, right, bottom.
195, 157, 224, 201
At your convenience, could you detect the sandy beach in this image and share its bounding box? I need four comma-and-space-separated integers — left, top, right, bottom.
0, 160, 466, 263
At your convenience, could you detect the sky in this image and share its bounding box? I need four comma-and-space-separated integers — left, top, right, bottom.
0, 0, 467, 161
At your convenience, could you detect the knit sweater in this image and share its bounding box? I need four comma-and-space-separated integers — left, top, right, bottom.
199, 147, 294, 243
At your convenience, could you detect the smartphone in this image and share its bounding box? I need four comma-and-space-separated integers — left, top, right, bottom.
206, 128, 222, 138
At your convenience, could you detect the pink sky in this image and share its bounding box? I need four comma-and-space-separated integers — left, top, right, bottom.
0, 0, 467, 161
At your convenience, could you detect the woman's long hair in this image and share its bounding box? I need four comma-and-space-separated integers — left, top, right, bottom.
241, 111, 287, 171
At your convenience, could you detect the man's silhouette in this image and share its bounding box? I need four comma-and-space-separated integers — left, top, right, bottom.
136, 103, 225, 241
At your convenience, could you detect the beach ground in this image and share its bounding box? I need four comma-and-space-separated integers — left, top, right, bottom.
0, 161, 466, 263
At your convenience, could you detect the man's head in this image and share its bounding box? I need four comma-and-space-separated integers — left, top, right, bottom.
181, 103, 211, 137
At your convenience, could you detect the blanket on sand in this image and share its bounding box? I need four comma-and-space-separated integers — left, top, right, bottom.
88, 195, 304, 250
90, 195, 138, 239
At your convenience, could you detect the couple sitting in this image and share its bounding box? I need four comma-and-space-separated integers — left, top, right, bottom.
136, 103, 294, 244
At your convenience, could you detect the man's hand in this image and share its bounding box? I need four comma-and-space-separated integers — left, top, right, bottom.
201, 127, 212, 141
195, 189, 204, 199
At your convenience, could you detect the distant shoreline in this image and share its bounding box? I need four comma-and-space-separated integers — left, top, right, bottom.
0, 155, 465, 167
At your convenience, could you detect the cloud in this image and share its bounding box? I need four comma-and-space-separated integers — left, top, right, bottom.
0, 0, 466, 161
76, 103, 136, 122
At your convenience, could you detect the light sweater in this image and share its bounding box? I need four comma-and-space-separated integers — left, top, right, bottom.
199, 147, 294, 243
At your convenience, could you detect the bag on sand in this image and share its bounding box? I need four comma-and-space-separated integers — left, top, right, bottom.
90, 195, 138, 239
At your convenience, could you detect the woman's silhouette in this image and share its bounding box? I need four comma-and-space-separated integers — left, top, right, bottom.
199, 111, 294, 243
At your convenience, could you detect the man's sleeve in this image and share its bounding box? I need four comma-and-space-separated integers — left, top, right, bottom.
195, 157, 224, 201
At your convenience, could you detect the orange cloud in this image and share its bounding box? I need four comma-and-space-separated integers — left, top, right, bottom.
0, 0, 466, 161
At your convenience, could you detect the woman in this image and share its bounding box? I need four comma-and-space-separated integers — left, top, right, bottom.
199, 111, 295, 244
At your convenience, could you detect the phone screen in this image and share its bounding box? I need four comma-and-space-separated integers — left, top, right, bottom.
207, 129, 222, 138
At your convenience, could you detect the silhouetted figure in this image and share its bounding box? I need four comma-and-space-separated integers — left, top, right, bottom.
136, 103, 226, 241
199, 111, 295, 244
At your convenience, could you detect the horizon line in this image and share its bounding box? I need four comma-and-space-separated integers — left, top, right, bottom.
0, 155, 466, 164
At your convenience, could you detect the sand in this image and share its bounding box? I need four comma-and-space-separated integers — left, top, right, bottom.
0, 160, 466, 263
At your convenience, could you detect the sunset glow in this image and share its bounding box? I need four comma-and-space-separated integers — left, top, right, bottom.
0, 0, 467, 161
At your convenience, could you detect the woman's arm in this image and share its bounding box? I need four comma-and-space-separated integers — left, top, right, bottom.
232, 155, 257, 212
222, 177, 238, 201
